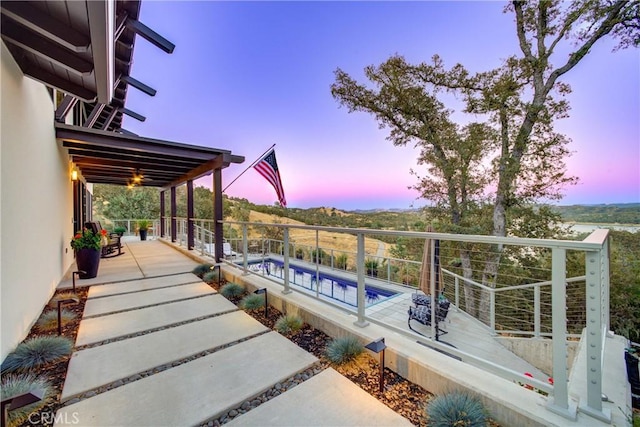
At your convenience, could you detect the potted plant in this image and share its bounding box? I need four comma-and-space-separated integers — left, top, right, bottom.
114, 226, 127, 237
138, 220, 150, 241
71, 228, 106, 279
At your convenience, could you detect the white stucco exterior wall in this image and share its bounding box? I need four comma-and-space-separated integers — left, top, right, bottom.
1, 41, 76, 361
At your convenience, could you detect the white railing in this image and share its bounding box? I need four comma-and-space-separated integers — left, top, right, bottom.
145, 216, 611, 423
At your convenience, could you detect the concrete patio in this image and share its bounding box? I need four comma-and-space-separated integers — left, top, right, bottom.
54, 238, 413, 426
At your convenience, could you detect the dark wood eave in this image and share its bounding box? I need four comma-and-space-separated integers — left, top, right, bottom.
56, 123, 245, 188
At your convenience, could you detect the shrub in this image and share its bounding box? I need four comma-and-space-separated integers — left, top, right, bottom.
220, 282, 245, 298
275, 314, 304, 335
114, 226, 127, 235
240, 293, 265, 311
203, 269, 220, 284
425, 390, 488, 427
335, 253, 348, 270
325, 336, 364, 365
36, 309, 76, 332
192, 263, 214, 279
295, 248, 305, 260
1, 374, 52, 427
1, 336, 73, 374
48, 291, 79, 308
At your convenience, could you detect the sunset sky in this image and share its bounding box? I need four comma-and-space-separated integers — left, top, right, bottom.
123, 1, 639, 210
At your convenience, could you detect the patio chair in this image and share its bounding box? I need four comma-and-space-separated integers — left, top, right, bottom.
408, 298, 450, 338
85, 221, 124, 258
223, 242, 237, 258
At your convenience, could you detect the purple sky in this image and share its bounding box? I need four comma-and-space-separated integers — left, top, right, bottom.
123, 1, 640, 210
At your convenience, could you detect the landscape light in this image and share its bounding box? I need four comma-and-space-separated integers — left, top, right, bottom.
2, 388, 45, 427
365, 337, 387, 392
57, 297, 79, 335
254, 288, 268, 317
72, 270, 85, 292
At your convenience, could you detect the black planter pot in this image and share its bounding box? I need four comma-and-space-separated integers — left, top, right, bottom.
76, 248, 101, 279
140, 229, 148, 241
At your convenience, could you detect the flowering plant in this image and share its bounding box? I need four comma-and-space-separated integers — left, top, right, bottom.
70, 228, 106, 251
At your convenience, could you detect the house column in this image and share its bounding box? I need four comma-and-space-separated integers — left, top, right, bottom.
160, 190, 165, 238
213, 168, 223, 263
170, 186, 177, 242
187, 179, 194, 250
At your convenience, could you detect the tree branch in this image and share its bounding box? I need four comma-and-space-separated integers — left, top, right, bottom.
514, 1, 535, 63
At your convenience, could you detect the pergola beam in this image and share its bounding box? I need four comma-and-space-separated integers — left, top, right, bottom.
122, 75, 156, 96
121, 107, 146, 122
126, 19, 175, 54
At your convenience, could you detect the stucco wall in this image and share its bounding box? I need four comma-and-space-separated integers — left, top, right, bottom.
1, 42, 75, 361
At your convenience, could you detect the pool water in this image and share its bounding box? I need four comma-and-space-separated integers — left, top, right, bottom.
247, 259, 397, 308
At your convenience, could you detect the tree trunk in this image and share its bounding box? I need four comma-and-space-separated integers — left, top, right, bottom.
460, 248, 476, 317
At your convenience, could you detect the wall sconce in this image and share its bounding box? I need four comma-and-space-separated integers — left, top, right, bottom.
365, 337, 387, 392
71, 168, 78, 181
254, 288, 268, 318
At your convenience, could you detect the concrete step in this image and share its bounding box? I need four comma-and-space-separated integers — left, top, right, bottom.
87, 273, 201, 299
83, 282, 215, 317
76, 294, 235, 346
62, 311, 268, 401
226, 368, 414, 426
55, 332, 317, 427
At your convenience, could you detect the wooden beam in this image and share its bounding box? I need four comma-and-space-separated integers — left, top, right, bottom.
121, 107, 146, 122
122, 75, 156, 96
18, 57, 96, 101
126, 19, 175, 54
55, 95, 78, 122
1, 18, 93, 75
83, 104, 106, 128
1, 2, 90, 52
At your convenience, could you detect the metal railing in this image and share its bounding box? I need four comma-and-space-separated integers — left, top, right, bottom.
152, 217, 611, 423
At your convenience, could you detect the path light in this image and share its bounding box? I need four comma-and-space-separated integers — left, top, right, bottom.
72, 270, 85, 292
365, 337, 387, 393
1, 388, 45, 427
58, 297, 79, 335
254, 288, 268, 317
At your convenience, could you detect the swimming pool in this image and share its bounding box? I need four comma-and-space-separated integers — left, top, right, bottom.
246, 258, 397, 308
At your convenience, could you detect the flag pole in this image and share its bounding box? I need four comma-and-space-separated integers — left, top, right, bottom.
222, 143, 276, 193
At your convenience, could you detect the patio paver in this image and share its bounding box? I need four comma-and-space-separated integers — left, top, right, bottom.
226, 368, 414, 426
83, 281, 215, 317
61, 310, 268, 400
75, 294, 235, 346
87, 272, 201, 299
55, 332, 317, 427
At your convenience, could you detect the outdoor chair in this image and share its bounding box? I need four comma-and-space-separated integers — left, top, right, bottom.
223, 242, 237, 258
85, 221, 124, 258
408, 298, 450, 338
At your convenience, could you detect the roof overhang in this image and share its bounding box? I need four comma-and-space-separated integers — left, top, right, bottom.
1, 0, 174, 132
57, 123, 245, 188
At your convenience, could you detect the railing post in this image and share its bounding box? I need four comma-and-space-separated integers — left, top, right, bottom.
547, 247, 576, 420
283, 228, 292, 294
534, 285, 541, 338
354, 233, 369, 327
315, 230, 320, 298
602, 238, 611, 334
454, 276, 460, 312
578, 247, 610, 422
242, 224, 248, 275
489, 289, 496, 335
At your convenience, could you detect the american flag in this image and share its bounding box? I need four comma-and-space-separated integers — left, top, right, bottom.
253, 149, 287, 207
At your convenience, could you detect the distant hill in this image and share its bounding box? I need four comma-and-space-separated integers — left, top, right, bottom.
551, 203, 640, 224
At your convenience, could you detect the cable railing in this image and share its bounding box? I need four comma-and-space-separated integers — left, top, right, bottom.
151, 216, 611, 423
